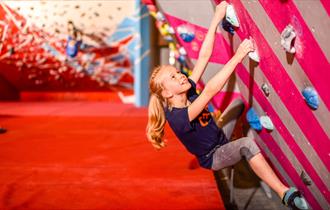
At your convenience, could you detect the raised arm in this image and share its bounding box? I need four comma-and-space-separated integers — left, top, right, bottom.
188, 39, 254, 121
189, 1, 228, 84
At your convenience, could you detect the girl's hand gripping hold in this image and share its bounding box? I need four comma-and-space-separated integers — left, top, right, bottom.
234, 38, 255, 62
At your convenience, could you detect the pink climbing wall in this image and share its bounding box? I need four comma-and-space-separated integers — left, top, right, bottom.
146, 0, 330, 209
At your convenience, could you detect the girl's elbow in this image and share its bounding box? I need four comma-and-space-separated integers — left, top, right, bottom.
203, 83, 217, 98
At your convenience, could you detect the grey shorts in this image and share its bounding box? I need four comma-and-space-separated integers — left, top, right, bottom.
211, 137, 261, 171
211, 99, 261, 171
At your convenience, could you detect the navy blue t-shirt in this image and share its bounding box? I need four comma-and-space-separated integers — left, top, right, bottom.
165, 79, 228, 169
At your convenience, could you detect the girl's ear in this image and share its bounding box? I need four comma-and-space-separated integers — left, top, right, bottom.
162, 89, 173, 99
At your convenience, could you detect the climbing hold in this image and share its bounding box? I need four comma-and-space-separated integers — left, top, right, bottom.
248, 38, 259, 62
167, 26, 175, 34
179, 47, 187, 56
261, 83, 270, 96
207, 104, 215, 113
221, 19, 235, 35
177, 24, 195, 42
302, 87, 319, 110
260, 115, 274, 131
191, 41, 199, 51
178, 55, 186, 64
246, 108, 262, 131
165, 35, 174, 42
159, 23, 169, 36
248, 50, 260, 62
281, 24, 296, 54
155, 11, 165, 22
300, 171, 312, 186
182, 66, 191, 76
225, 5, 240, 27
168, 42, 176, 51
169, 51, 176, 65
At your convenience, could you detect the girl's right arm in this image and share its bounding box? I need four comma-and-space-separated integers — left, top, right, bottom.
187, 39, 254, 121
189, 1, 228, 84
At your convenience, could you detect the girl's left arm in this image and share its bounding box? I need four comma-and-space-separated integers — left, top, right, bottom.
189, 1, 228, 84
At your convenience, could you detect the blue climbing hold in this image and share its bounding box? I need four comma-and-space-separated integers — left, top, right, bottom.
179, 33, 195, 42
177, 25, 195, 42
178, 55, 186, 64
207, 104, 214, 113
246, 108, 262, 131
302, 87, 319, 110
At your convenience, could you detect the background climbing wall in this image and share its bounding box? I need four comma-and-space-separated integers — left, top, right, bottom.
0, 1, 139, 100
144, 0, 330, 209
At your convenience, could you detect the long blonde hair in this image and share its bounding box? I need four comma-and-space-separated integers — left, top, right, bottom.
146, 66, 167, 149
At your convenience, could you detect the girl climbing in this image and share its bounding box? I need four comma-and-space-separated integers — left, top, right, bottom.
146, 1, 308, 210
66, 20, 82, 58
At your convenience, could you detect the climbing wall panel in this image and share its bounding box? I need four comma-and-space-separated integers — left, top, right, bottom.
148, 0, 330, 209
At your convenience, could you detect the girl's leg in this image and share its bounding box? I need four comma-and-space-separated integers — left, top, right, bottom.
249, 154, 308, 209
212, 137, 288, 197
248, 153, 288, 198
212, 137, 260, 170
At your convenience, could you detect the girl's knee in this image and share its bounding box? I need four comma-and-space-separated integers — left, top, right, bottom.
239, 137, 260, 160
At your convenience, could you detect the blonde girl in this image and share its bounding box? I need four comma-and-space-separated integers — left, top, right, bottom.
146, 1, 308, 209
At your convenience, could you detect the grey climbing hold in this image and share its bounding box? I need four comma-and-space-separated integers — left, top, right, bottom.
300, 170, 312, 186
261, 83, 270, 96
281, 24, 296, 54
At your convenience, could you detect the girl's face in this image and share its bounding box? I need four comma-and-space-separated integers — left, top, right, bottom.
158, 66, 191, 98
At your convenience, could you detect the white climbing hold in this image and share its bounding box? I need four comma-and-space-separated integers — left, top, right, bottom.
179, 47, 187, 55
248, 50, 260, 62
167, 26, 175, 34
260, 115, 274, 131
155, 11, 165, 22
169, 51, 176, 65
226, 5, 240, 27
248, 38, 259, 62
281, 24, 296, 54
